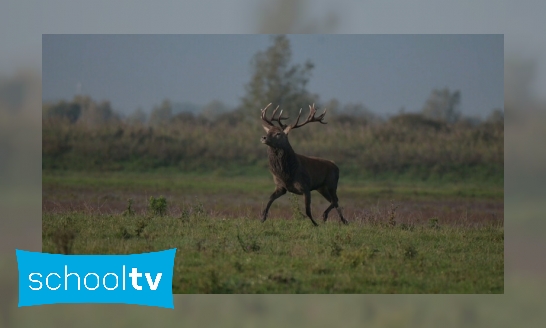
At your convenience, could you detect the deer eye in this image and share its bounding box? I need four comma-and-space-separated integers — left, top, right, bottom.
275, 133, 281, 138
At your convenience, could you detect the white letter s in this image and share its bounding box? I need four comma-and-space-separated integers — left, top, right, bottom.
29, 273, 42, 290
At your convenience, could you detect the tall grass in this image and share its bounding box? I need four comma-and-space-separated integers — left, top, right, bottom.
42, 114, 503, 182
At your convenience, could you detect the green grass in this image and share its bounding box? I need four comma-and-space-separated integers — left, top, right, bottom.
42, 209, 504, 294
42, 170, 503, 200
42, 169, 503, 293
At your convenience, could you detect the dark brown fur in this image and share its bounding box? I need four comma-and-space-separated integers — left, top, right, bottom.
260, 106, 347, 226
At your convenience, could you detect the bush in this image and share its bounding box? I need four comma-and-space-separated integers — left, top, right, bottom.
148, 196, 167, 216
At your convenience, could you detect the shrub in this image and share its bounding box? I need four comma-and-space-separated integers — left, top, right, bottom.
149, 196, 167, 216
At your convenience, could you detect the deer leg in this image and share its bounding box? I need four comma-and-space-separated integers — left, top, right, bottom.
318, 188, 335, 222
322, 204, 335, 222
261, 187, 286, 222
304, 190, 319, 226
330, 188, 348, 224
336, 207, 348, 224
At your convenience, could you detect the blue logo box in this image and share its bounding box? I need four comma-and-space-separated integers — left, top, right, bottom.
16, 249, 176, 308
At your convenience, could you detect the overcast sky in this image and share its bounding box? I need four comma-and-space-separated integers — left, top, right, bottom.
1, 1, 545, 114
42, 34, 503, 117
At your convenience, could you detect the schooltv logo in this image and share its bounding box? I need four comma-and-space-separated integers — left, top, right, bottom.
16, 249, 176, 308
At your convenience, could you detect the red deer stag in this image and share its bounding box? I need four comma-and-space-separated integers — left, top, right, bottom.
260, 103, 348, 226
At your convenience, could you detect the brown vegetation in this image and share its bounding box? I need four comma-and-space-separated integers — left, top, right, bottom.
42, 108, 504, 183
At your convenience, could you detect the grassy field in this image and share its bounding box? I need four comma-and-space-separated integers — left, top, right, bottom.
42, 170, 503, 294
42, 211, 503, 294
43, 169, 504, 198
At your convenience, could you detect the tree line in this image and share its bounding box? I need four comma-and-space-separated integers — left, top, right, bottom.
43, 35, 503, 127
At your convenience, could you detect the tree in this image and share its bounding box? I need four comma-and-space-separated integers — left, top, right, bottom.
149, 99, 173, 126
126, 107, 147, 125
240, 35, 317, 119
200, 100, 228, 122
43, 100, 81, 123
322, 98, 341, 116
78, 99, 118, 126
486, 108, 504, 125
257, 0, 339, 33
330, 102, 380, 126
43, 96, 119, 125
422, 88, 461, 123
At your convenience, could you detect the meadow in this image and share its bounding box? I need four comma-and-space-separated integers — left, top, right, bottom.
42, 170, 504, 294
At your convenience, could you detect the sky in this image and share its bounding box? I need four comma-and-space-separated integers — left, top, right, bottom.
1, 0, 544, 112
42, 34, 503, 117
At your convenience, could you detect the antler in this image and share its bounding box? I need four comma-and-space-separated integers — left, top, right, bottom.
284, 104, 327, 133
260, 103, 289, 129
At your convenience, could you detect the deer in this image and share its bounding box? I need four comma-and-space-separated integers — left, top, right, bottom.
260, 103, 348, 226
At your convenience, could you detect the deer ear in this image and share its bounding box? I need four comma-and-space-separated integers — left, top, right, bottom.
262, 125, 271, 133
283, 126, 292, 134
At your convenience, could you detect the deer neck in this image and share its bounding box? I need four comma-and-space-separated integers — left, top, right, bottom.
267, 145, 299, 181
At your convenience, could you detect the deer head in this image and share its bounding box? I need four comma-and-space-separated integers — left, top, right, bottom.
260, 103, 327, 149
